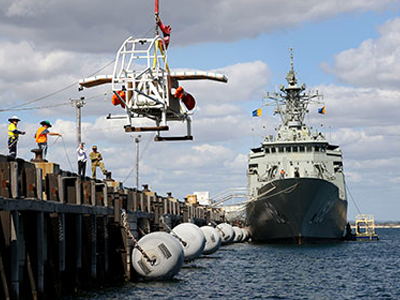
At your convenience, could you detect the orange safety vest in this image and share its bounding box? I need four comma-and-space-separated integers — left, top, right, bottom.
35, 126, 48, 143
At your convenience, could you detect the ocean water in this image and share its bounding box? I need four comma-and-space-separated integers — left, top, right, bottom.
80, 228, 400, 299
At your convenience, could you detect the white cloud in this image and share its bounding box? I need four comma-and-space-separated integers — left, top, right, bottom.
0, 0, 397, 52
323, 17, 400, 89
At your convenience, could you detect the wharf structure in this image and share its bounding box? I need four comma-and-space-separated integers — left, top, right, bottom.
0, 153, 224, 299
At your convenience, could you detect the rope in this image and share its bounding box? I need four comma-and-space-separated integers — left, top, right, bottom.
60, 136, 75, 172
1, 92, 110, 112
345, 183, 367, 220
159, 216, 187, 246
1, 102, 71, 112
1, 137, 19, 154
121, 210, 155, 265
0, 60, 115, 112
252, 183, 299, 202
48, 135, 61, 148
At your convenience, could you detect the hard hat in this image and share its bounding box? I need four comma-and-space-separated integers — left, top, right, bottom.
40, 120, 52, 127
92, 145, 97, 149
8, 116, 20, 122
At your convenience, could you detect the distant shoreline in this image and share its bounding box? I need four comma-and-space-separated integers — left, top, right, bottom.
375, 225, 400, 228
350, 225, 400, 229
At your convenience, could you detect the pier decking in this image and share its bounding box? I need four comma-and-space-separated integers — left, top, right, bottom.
0, 154, 224, 299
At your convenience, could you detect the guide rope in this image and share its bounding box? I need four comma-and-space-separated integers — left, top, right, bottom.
61, 136, 75, 172
345, 183, 370, 227
1, 137, 19, 154
121, 209, 155, 265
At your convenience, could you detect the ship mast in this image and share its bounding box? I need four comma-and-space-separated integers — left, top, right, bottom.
266, 48, 322, 129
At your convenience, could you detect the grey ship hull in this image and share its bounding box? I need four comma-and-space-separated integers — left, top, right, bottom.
246, 178, 347, 242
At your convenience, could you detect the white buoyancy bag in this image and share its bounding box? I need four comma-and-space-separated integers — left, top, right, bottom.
216, 223, 235, 244
232, 226, 244, 242
171, 223, 206, 261
132, 232, 184, 280
200, 226, 222, 255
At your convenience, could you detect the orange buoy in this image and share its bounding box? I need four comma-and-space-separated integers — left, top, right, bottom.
174, 86, 196, 110
174, 86, 184, 99
111, 91, 126, 108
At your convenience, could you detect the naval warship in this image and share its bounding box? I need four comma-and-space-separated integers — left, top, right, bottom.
246, 52, 348, 242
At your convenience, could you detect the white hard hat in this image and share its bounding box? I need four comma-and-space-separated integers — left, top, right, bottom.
8, 116, 20, 122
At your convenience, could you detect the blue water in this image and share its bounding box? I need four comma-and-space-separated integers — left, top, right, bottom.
81, 228, 400, 299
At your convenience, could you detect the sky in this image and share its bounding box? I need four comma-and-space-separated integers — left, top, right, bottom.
1, 0, 400, 221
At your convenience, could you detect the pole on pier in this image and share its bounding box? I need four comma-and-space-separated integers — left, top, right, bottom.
133, 135, 141, 190
71, 97, 86, 147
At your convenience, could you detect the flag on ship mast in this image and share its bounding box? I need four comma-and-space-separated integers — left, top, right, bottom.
252, 108, 262, 117
318, 106, 326, 114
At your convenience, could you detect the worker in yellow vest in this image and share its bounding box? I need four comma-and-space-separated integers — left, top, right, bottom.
8, 116, 25, 158
89, 145, 107, 179
35, 121, 62, 160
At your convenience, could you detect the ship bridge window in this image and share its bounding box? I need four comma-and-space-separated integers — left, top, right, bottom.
278, 147, 284, 153
249, 164, 258, 168
306, 146, 313, 152
271, 147, 276, 153
286, 147, 291, 153
293, 146, 298, 152
265, 148, 270, 154
314, 146, 320, 152
299, 146, 305, 152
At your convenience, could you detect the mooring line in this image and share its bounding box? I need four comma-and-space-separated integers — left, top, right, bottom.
121, 210, 155, 265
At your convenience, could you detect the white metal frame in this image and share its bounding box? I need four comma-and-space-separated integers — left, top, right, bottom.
111, 36, 191, 136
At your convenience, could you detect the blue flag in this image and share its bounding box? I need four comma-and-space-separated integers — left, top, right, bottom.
252, 108, 262, 117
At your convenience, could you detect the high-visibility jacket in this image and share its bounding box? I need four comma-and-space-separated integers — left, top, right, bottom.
8, 123, 20, 138
35, 126, 48, 143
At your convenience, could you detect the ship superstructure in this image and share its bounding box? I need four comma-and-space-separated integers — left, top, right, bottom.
246, 51, 348, 242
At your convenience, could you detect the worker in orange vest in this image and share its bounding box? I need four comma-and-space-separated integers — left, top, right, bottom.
35, 120, 62, 160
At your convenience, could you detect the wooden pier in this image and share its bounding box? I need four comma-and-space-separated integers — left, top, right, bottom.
0, 154, 224, 299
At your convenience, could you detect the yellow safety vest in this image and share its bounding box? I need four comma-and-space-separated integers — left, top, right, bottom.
8, 123, 18, 138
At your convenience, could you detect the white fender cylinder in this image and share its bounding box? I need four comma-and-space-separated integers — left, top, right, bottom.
132, 232, 184, 280
171, 223, 206, 261
200, 226, 222, 255
233, 226, 244, 242
216, 223, 235, 244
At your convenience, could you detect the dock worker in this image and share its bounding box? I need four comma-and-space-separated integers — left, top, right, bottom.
77, 142, 87, 177
89, 145, 107, 179
280, 169, 285, 179
7, 116, 25, 158
35, 120, 62, 160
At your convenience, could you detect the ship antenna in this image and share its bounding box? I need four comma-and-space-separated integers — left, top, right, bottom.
286, 48, 297, 86
290, 47, 294, 73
